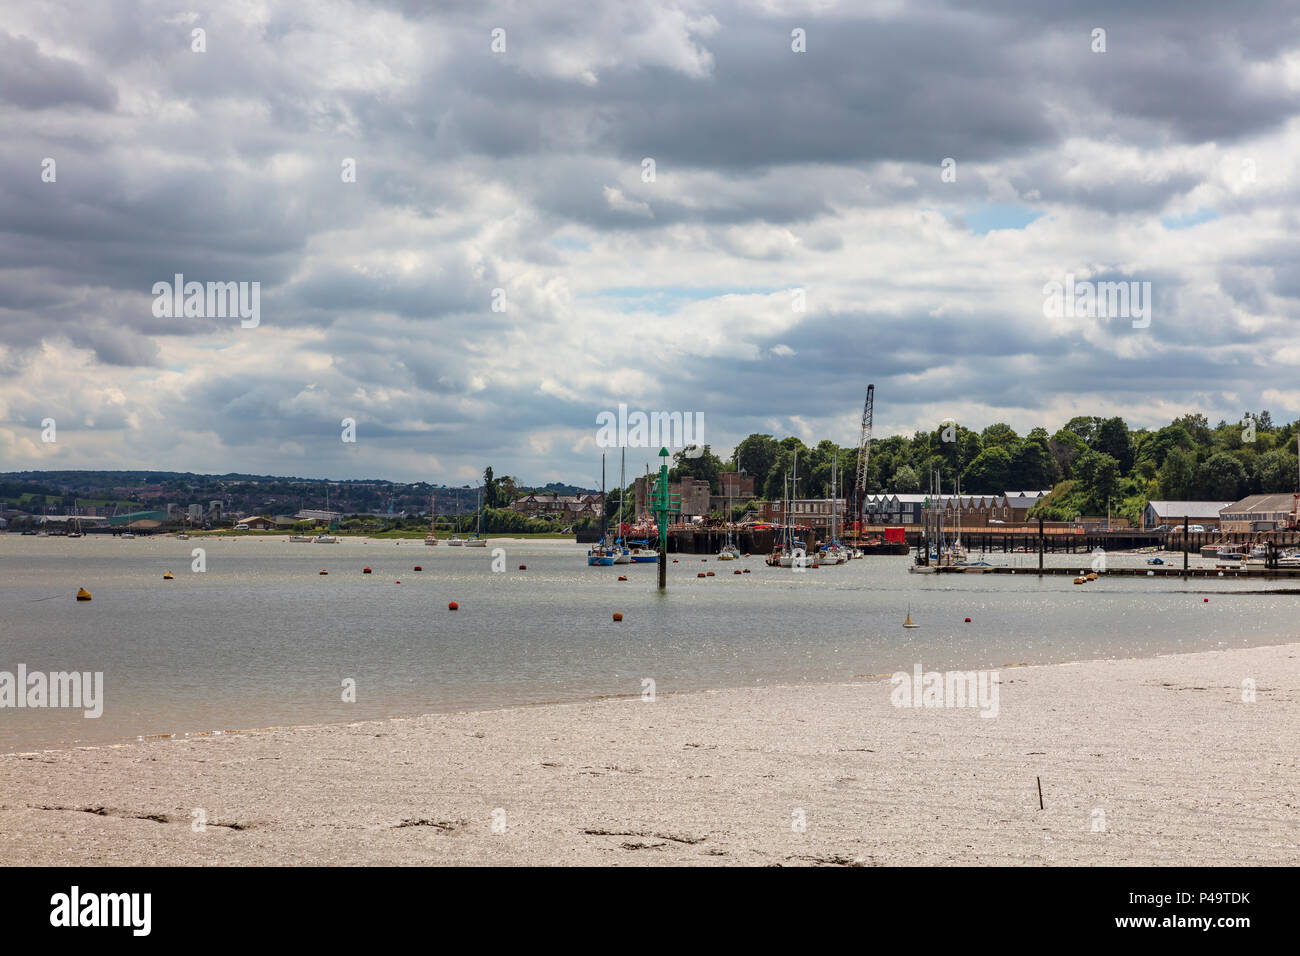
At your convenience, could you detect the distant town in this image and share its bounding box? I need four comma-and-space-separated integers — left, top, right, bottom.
4, 410, 1299, 538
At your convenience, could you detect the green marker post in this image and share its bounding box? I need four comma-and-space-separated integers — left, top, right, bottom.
650, 447, 681, 590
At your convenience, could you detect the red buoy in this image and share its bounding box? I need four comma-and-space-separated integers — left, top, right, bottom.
363, 567, 372, 574
706, 571, 715, 577
518, 565, 526, 570
618, 575, 627, 581
1204, 597, 1209, 602
413, 566, 422, 571
965, 617, 971, 623
612, 612, 623, 622
395, 580, 401, 584
742, 568, 751, 573
448, 601, 459, 611
697, 572, 706, 578
734, 569, 741, 574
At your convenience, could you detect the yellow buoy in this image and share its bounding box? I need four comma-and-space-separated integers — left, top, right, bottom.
1086, 572, 1098, 581
1073, 577, 1085, 585
76, 588, 92, 601
163, 572, 174, 580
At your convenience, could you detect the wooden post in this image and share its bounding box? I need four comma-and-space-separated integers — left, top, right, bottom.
1038, 516, 1044, 574
1183, 516, 1189, 577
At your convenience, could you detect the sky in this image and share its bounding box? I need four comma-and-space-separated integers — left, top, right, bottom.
2, 0, 1299, 485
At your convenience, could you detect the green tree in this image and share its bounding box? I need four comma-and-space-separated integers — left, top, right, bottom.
1048, 429, 1088, 479
734, 434, 779, 493
1063, 416, 1102, 445
670, 445, 724, 493
893, 464, 919, 493
980, 423, 1019, 448
1072, 450, 1120, 514
1197, 452, 1247, 500
1093, 417, 1134, 473
962, 446, 1012, 493
1158, 447, 1197, 499
1255, 448, 1298, 493
1008, 439, 1057, 490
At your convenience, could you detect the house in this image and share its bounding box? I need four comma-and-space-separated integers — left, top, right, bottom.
718, 472, 755, 498
294, 509, 344, 525
507, 493, 601, 522
1003, 491, 1050, 522
239, 515, 274, 530
755, 498, 847, 532
632, 476, 711, 519
862, 493, 929, 525
1218, 494, 1297, 533
1142, 501, 1232, 530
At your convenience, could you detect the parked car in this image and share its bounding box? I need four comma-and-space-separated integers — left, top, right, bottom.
1188, 524, 1206, 533
234, 523, 249, 530
1152, 524, 1171, 532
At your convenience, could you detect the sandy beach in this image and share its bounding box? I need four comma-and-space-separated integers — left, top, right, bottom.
1, 643, 1296, 866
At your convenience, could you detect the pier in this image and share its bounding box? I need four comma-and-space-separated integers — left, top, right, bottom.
934, 565, 1300, 578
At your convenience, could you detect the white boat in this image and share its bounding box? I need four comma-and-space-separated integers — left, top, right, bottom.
289, 535, 313, 543
447, 536, 464, 547
425, 493, 439, 544
313, 534, 340, 544
463, 486, 488, 546
717, 544, 740, 560
120, 532, 135, 539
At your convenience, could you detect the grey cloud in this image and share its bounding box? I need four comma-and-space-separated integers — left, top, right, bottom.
0, 32, 117, 111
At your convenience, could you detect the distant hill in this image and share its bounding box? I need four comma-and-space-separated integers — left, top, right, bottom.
0, 470, 595, 518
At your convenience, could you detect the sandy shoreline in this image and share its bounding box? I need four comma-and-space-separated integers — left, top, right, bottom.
1, 644, 1296, 866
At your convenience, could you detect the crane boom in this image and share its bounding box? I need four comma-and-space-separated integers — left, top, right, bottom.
854, 384, 875, 513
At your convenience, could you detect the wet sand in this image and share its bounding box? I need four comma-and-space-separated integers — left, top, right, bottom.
1, 643, 1295, 866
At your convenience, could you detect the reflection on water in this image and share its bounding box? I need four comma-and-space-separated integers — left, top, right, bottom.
0, 535, 1291, 750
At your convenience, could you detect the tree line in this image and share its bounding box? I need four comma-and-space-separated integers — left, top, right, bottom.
662, 412, 1298, 526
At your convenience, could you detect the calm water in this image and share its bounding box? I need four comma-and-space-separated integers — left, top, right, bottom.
0, 534, 1293, 751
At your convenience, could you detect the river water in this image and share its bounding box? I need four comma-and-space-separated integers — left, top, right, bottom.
0, 534, 1290, 751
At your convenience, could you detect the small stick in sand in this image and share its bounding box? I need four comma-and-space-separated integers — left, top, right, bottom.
1037, 776, 1044, 810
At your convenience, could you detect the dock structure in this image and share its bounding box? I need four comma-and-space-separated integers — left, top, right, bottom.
939, 565, 1300, 578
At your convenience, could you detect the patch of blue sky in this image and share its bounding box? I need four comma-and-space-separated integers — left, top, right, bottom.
947, 203, 1044, 235
582, 286, 781, 315
1161, 207, 1220, 230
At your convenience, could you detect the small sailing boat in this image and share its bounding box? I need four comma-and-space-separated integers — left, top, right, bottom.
425, 492, 440, 545
587, 453, 616, 566
465, 485, 487, 547
314, 484, 340, 542
903, 606, 919, 628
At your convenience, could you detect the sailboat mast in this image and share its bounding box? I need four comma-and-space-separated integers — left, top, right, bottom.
618, 447, 625, 546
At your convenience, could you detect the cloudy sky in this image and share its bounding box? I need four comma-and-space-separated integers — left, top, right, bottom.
3, 0, 1299, 485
